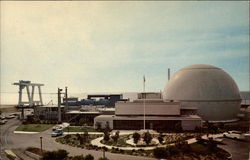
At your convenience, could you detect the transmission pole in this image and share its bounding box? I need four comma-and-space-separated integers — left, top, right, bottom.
58, 88, 63, 123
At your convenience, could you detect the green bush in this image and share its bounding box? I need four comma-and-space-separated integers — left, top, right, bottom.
143, 131, 152, 145
84, 154, 94, 160
42, 149, 69, 160
71, 155, 85, 160
132, 132, 140, 144
103, 131, 110, 142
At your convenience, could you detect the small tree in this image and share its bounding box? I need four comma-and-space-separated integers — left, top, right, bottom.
103, 131, 110, 142
104, 121, 111, 132
143, 131, 152, 145
158, 134, 164, 144
111, 131, 120, 143
56, 149, 69, 159
96, 122, 102, 131
132, 132, 141, 144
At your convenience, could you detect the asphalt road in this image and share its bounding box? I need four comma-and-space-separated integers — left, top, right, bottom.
0, 118, 156, 160
219, 138, 250, 160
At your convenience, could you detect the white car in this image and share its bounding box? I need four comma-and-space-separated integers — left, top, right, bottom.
0, 120, 7, 125
0, 115, 6, 120
223, 131, 245, 140
6, 115, 15, 119
51, 129, 64, 137
52, 125, 63, 131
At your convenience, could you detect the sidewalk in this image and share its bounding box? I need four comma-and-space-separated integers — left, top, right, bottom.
14, 131, 39, 134
90, 133, 224, 151
63, 132, 104, 135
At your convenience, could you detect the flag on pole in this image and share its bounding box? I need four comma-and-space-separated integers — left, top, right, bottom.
143, 75, 145, 83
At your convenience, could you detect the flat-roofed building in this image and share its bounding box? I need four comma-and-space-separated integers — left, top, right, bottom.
94, 94, 202, 131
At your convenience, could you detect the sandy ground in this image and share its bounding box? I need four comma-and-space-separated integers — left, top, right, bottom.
0, 105, 17, 113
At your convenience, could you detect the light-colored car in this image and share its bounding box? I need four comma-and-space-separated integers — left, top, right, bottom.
51, 129, 64, 137
0, 120, 7, 125
52, 125, 63, 131
223, 131, 245, 140
6, 115, 15, 119
0, 115, 6, 120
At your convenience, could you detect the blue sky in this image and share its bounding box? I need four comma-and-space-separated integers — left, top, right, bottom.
1, 1, 249, 104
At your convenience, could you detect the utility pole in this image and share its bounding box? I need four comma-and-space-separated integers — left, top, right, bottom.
168, 68, 170, 81
65, 87, 68, 111
58, 88, 63, 123
143, 75, 146, 131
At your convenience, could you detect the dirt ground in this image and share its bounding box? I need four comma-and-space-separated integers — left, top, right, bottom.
0, 105, 17, 113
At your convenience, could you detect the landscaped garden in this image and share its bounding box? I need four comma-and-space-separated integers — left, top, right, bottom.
56, 133, 102, 149
55, 130, 231, 160
15, 124, 54, 132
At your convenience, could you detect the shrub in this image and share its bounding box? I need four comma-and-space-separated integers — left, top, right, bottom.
42, 149, 69, 160
158, 134, 164, 144
143, 131, 152, 145
104, 121, 111, 132
71, 155, 85, 160
98, 157, 109, 160
132, 132, 140, 144
103, 131, 110, 142
153, 147, 167, 159
95, 122, 102, 131
84, 154, 94, 160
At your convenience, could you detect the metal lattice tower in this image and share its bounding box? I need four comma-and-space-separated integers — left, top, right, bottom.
13, 80, 44, 107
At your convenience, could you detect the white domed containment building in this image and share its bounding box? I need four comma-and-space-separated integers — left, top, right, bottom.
163, 64, 241, 122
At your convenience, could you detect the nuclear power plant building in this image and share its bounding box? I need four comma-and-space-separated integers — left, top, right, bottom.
94, 64, 242, 130
94, 93, 202, 131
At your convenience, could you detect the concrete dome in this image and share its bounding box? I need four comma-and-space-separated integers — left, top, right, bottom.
163, 64, 241, 122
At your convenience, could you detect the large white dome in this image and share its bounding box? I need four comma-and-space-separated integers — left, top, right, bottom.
163, 64, 241, 122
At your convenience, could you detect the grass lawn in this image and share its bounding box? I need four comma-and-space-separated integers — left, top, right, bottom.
63, 126, 97, 132
15, 124, 54, 132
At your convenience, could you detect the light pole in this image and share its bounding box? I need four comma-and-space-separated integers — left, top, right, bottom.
40, 136, 43, 155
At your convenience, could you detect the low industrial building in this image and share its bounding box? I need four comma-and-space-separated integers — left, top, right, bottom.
94, 93, 202, 131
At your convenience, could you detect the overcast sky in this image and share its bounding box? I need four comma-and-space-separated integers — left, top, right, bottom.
1, 1, 249, 104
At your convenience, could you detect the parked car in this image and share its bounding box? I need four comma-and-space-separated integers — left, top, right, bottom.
0, 120, 7, 125
223, 131, 245, 140
6, 115, 15, 119
52, 125, 63, 131
51, 129, 63, 137
0, 115, 6, 120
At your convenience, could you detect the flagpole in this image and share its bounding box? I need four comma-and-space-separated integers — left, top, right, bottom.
143, 75, 145, 131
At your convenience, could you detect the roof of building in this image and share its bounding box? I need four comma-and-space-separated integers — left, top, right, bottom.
95, 115, 201, 121
163, 64, 241, 101
65, 110, 100, 114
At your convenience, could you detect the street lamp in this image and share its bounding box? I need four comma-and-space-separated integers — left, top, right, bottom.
40, 137, 43, 155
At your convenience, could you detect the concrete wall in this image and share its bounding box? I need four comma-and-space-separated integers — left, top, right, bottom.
115, 102, 180, 116
181, 120, 201, 130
